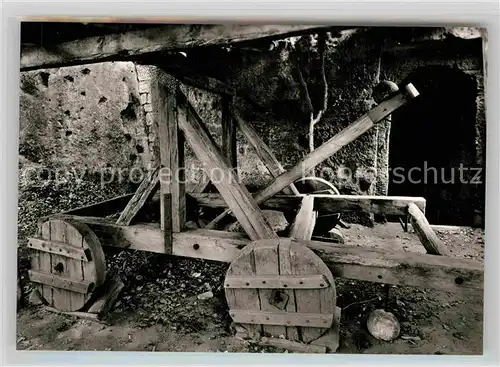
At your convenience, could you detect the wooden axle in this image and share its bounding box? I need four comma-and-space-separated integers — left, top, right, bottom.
189, 193, 427, 217
44, 214, 483, 294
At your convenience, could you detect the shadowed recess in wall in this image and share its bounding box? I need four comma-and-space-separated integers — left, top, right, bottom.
389, 65, 480, 226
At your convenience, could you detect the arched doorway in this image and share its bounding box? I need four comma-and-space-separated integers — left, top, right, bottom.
389, 65, 478, 226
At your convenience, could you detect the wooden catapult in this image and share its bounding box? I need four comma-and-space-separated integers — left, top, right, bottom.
23, 24, 484, 354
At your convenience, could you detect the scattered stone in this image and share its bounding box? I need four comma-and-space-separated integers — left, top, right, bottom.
191, 272, 201, 278
442, 324, 450, 331
197, 291, 214, 300
328, 227, 345, 243
28, 289, 44, 306
366, 309, 401, 341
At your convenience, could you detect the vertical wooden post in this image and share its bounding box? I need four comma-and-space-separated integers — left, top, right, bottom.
152, 75, 186, 254
222, 95, 238, 169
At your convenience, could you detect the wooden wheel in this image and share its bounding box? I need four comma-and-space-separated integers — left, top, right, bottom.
225, 238, 336, 343
28, 218, 106, 312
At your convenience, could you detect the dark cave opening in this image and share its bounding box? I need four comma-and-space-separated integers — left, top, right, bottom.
389, 65, 479, 226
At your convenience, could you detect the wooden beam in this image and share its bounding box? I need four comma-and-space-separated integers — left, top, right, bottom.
20, 24, 332, 70
152, 76, 186, 236
207, 84, 420, 228
115, 165, 160, 226
189, 193, 427, 216
177, 89, 277, 240
46, 214, 483, 293
222, 95, 238, 168
407, 203, 451, 256
289, 196, 316, 240
235, 115, 299, 195
63, 193, 134, 217
255, 85, 419, 203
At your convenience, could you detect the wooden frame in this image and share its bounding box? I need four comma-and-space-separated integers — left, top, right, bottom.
30, 67, 483, 352
43, 213, 483, 294
37, 75, 483, 297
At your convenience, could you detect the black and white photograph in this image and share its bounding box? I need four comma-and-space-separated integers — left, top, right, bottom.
15, 21, 487, 355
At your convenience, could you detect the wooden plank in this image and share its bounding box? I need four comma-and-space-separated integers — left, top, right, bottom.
64, 222, 86, 310
229, 309, 333, 328
226, 243, 262, 336
224, 275, 329, 289
304, 239, 483, 293
173, 228, 247, 262
177, 89, 277, 240
21, 24, 332, 70
258, 336, 326, 354
253, 242, 287, 338
289, 196, 316, 241
63, 194, 133, 217
407, 203, 451, 256
28, 270, 94, 294
290, 240, 324, 342
38, 221, 53, 305
235, 115, 298, 195
115, 165, 160, 226
190, 193, 427, 216
204, 84, 419, 229
153, 78, 186, 233
27, 237, 91, 262
222, 95, 237, 169
46, 215, 484, 293
278, 239, 299, 341
49, 220, 72, 311
162, 194, 173, 254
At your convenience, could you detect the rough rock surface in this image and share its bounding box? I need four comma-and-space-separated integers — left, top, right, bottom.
367, 309, 401, 341
19, 62, 150, 171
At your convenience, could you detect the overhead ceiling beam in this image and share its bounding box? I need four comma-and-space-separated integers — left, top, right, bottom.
20, 24, 332, 71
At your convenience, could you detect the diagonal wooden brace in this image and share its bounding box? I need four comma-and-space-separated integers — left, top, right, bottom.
207, 83, 420, 229
234, 114, 299, 196
177, 89, 277, 241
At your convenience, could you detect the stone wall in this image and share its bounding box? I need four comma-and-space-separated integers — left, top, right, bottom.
19, 62, 151, 172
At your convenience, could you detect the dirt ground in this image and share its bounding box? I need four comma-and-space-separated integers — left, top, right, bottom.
16, 222, 484, 354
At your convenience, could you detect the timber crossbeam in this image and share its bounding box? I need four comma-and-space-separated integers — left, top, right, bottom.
189, 193, 427, 216
43, 214, 484, 294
